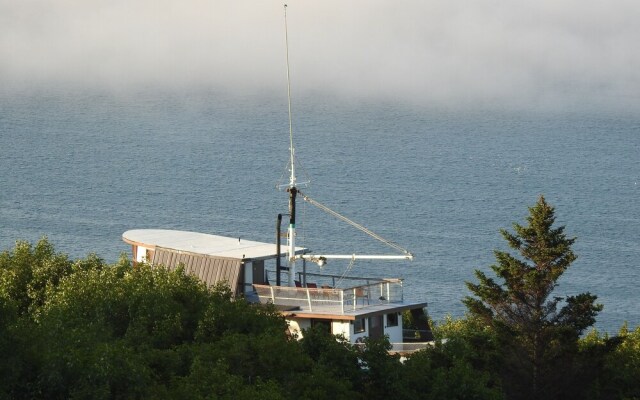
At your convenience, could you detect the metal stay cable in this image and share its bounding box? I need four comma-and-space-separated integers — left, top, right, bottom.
335, 257, 355, 288
298, 190, 412, 257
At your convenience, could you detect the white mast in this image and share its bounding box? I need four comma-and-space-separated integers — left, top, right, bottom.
284, 4, 297, 287
279, 5, 412, 282
285, 4, 295, 189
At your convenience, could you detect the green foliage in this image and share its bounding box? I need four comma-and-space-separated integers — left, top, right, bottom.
605, 324, 640, 399
357, 336, 403, 398
29, 259, 212, 398
300, 324, 362, 388
402, 351, 504, 400
400, 316, 505, 400
0, 238, 77, 316
0, 234, 635, 400
463, 196, 603, 400
433, 315, 504, 373
0, 294, 22, 397
0, 239, 282, 398
0, 239, 361, 399
580, 324, 640, 400
402, 309, 415, 329
195, 283, 285, 341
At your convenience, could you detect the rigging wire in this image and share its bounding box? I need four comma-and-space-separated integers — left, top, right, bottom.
334, 257, 356, 288
276, 155, 311, 190
298, 190, 413, 257
300, 196, 307, 244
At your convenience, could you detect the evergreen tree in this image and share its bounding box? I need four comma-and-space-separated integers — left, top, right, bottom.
463, 196, 603, 399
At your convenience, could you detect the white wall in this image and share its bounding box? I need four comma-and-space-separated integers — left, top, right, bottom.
287, 318, 311, 339
286, 314, 404, 344
136, 246, 149, 263
384, 325, 403, 343
287, 318, 354, 341
384, 313, 403, 343
332, 320, 350, 339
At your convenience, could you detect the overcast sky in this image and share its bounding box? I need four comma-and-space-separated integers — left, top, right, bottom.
2, 0, 639, 110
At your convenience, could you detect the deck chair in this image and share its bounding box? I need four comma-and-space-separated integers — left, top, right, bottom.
355, 287, 369, 305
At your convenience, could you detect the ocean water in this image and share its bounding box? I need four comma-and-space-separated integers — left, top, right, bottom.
1, 87, 638, 333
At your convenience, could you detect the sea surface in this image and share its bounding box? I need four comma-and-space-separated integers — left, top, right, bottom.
1, 87, 638, 333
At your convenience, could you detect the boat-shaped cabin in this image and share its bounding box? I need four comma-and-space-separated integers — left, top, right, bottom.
123, 229, 432, 353
121, 5, 432, 355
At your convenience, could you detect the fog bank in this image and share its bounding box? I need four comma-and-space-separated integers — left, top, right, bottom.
2, 0, 639, 110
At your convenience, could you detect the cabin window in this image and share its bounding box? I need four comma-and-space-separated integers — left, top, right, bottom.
387, 313, 399, 327
354, 318, 366, 334
312, 319, 332, 334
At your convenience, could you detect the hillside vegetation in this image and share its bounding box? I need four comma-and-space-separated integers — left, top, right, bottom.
1, 198, 638, 399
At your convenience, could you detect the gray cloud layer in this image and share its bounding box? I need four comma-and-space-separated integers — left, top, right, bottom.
2, 0, 638, 109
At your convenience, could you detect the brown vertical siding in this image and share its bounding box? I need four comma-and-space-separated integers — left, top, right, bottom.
152, 247, 243, 295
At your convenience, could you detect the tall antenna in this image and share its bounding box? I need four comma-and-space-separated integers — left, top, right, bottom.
284, 4, 295, 188
283, 4, 297, 287
277, 5, 412, 286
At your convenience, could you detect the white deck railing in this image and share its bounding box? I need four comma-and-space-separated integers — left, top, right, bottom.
253, 279, 404, 314
388, 342, 434, 354
264, 269, 386, 290
352, 341, 434, 355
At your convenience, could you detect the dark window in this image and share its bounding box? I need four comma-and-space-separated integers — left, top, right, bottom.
387, 313, 399, 327
312, 319, 332, 334
354, 318, 366, 334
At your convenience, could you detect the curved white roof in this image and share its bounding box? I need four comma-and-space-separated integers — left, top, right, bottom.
123, 229, 306, 261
